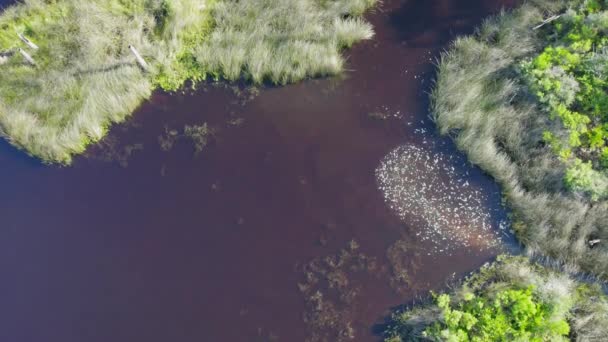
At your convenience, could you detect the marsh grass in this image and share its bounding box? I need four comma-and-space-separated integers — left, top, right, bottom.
0, 0, 376, 163
195, 0, 377, 84
431, 0, 608, 279
0, 0, 214, 163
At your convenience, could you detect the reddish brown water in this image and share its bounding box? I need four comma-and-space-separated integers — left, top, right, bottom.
0, 0, 517, 341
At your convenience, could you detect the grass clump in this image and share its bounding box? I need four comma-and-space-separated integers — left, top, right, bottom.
0, 0, 376, 163
430, 0, 608, 279
383, 256, 608, 341
194, 0, 377, 84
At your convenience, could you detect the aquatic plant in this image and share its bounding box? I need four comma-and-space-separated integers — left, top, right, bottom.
0, 0, 377, 163
299, 240, 381, 342
383, 256, 608, 341
430, 0, 608, 279
157, 123, 214, 155
184, 123, 214, 154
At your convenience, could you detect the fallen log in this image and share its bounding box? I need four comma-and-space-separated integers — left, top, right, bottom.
533, 14, 562, 30
128, 45, 148, 71
18, 33, 39, 50
19, 48, 36, 66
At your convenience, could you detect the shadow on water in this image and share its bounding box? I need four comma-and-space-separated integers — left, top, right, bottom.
390, 0, 518, 46
0, 0, 520, 341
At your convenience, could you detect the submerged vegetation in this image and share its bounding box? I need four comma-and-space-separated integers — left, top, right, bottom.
431, 0, 608, 279
0, 0, 377, 163
384, 256, 608, 341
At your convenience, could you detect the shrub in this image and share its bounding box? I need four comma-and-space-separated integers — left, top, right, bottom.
564, 159, 608, 199
424, 288, 570, 341
520, 1, 608, 198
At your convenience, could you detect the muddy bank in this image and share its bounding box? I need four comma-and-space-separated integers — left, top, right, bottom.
0, 0, 516, 341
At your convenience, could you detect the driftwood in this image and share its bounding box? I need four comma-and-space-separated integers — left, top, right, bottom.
533, 14, 562, 30
19, 48, 36, 66
128, 45, 148, 71
18, 33, 39, 50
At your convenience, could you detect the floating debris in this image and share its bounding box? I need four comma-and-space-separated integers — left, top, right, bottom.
376, 145, 504, 255
368, 105, 404, 121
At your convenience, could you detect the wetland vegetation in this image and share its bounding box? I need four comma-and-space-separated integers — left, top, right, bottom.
384, 256, 608, 341
0, 0, 376, 163
388, 0, 608, 340
431, 0, 608, 279
4, 0, 608, 340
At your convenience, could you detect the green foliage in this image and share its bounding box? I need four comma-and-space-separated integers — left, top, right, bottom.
423, 288, 569, 341
384, 256, 608, 342
152, 0, 217, 91
521, 0, 608, 198
564, 158, 608, 199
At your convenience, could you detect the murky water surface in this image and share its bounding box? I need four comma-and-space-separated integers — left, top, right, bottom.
0, 0, 517, 341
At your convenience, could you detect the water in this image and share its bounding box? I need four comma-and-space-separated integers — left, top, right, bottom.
0, 0, 517, 341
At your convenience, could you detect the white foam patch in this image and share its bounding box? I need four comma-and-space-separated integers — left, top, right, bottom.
376, 145, 505, 255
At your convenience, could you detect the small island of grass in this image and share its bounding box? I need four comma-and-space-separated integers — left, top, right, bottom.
0, 0, 377, 163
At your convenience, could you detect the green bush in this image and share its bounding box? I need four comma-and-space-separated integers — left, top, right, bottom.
424, 288, 570, 341
564, 158, 608, 199
521, 0, 608, 198
384, 256, 608, 342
